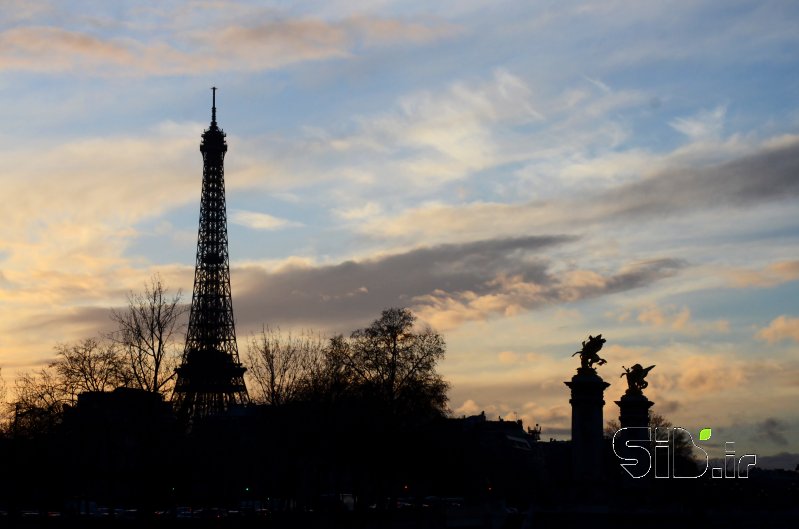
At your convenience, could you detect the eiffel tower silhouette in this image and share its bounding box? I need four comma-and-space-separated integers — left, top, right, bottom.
173, 88, 248, 421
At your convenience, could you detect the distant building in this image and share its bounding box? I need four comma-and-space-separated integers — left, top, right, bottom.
61, 388, 177, 506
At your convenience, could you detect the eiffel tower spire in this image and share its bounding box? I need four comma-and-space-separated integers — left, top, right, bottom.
173, 88, 248, 420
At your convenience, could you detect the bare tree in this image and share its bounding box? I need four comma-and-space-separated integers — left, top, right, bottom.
13, 366, 66, 435
0, 368, 10, 434
307, 334, 354, 402
110, 274, 186, 395
245, 308, 449, 416
9, 338, 126, 435
246, 326, 326, 406
52, 337, 127, 401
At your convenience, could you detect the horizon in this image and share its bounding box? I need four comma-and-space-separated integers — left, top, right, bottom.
0, 1, 797, 466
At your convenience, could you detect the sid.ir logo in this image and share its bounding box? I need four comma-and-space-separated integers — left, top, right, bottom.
612, 427, 757, 478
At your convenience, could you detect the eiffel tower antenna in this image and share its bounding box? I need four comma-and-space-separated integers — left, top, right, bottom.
211, 86, 217, 124
173, 88, 249, 421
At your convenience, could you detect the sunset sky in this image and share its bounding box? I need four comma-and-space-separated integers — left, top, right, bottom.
0, 1, 797, 464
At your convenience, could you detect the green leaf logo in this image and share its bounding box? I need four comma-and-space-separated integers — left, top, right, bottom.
699, 428, 712, 441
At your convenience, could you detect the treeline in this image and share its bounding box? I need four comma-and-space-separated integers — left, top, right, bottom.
0, 276, 459, 512
4, 275, 184, 436
1, 274, 450, 437
245, 307, 449, 422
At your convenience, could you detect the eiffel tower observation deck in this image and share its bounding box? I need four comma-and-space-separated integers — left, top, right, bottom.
173, 88, 249, 421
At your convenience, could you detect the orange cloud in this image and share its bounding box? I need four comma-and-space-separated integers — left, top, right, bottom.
0, 26, 134, 72
345, 16, 460, 46
633, 304, 728, 334
414, 260, 681, 331
0, 16, 459, 76
757, 315, 799, 344
727, 260, 799, 288
497, 351, 520, 365
673, 354, 748, 395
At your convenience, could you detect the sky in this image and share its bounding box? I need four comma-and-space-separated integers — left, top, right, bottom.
0, 1, 798, 465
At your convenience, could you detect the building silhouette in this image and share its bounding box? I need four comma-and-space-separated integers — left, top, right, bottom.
173, 88, 249, 421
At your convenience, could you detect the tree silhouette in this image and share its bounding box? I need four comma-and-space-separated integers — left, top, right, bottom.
310, 334, 356, 402
109, 274, 186, 395
344, 307, 449, 419
13, 366, 66, 435
606, 410, 698, 474
52, 337, 127, 400
243, 308, 448, 417
11, 338, 125, 435
0, 368, 10, 434
246, 326, 326, 406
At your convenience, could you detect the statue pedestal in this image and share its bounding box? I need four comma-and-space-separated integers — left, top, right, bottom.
616, 391, 653, 430
614, 391, 654, 482
564, 368, 610, 481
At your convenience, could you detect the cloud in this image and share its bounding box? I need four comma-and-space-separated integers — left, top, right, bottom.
0, 118, 323, 291
677, 359, 744, 394
0, 26, 135, 73
652, 353, 749, 397
497, 351, 520, 365
0, 122, 209, 290
448, 387, 571, 436
198, 19, 351, 71
414, 258, 685, 330
358, 136, 799, 243
232, 235, 573, 331
14, 305, 122, 337
332, 202, 382, 220
230, 210, 302, 231
757, 315, 799, 344
603, 137, 799, 217
726, 260, 799, 288
634, 304, 729, 334
0, 15, 459, 76
229, 233, 684, 335
342, 69, 543, 187
0, 1, 54, 23
582, 75, 611, 93
754, 417, 789, 446
754, 452, 799, 470
259, 70, 569, 221
341, 16, 461, 47
669, 106, 726, 140
0, 251, 196, 374
0, 26, 196, 75
453, 399, 482, 416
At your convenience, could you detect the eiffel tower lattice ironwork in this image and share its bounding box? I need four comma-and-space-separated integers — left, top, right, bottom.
173, 88, 249, 420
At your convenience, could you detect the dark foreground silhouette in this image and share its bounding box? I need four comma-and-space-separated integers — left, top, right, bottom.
1, 388, 797, 528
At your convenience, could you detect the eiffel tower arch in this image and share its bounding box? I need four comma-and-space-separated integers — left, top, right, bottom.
173, 88, 249, 421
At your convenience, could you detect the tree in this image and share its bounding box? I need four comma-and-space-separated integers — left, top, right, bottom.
0, 368, 10, 434
648, 412, 697, 472
13, 366, 67, 435
606, 411, 698, 473
52, 337, 127, 401
246, 327, 326, 406
244, 308, 449, 418
310, 334, 355, 402
110, 274, 186, 395
11, 338, 126, 435
344, 307, 449, 419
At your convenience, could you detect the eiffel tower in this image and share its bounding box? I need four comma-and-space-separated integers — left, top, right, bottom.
173, 88, 249, 420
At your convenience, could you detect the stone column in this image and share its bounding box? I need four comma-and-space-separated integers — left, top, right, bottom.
565, 367, 610, 481
616, 392, 653, 431
615, 382, 654, 481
